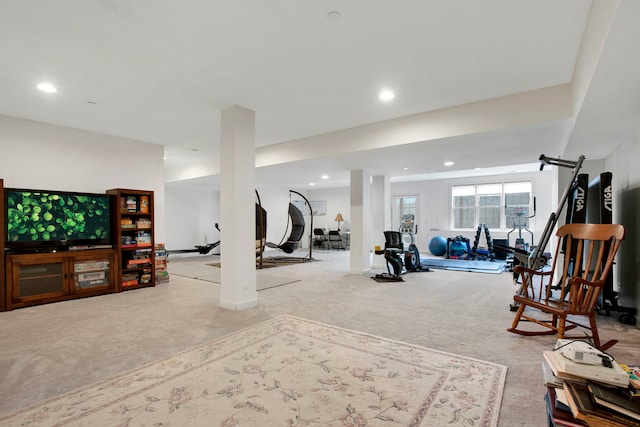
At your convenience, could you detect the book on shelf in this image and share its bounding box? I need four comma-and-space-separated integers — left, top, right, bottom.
127, 258, 151, 265
543, 350, 630, 388
139, 195, 149, 213
136, 219, 151, 229
563, 381, 640, 427
588, 382, 640, 421
74, 260, 110, 272
126, 196, 137, 212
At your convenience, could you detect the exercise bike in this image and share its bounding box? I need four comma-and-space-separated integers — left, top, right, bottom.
373, 215, 430, 281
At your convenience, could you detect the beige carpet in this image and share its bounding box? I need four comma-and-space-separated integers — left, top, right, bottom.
0, 315, 506, 426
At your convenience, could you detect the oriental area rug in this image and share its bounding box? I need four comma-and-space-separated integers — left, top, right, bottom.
1, 315, 506, 426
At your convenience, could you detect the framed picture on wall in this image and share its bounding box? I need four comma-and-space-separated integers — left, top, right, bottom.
310, 200, 327, 216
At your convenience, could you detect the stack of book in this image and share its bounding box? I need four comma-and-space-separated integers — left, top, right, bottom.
543, 349, 640, 426
620, 364, 640, 398
155, 243, 169, 284
126, 196, 138, 213
121, 272, 139, 288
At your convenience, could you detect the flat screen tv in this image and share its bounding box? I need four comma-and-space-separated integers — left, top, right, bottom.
5, 188, 111, 252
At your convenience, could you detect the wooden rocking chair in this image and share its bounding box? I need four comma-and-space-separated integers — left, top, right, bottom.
507, 223, 625, 351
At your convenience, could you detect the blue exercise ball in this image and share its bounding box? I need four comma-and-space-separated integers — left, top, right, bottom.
428, 236, 447, 256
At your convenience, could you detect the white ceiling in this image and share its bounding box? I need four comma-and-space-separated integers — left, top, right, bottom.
1, 0, 638, 189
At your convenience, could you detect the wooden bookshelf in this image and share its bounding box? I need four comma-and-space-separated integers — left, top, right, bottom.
107, 189, 155, 291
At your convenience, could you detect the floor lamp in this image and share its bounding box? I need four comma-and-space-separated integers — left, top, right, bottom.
334, 213, 344, 232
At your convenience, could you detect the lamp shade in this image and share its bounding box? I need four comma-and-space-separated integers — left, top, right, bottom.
334, 213, 344, 222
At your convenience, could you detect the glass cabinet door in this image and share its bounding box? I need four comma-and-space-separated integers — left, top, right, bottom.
17, 262, 65, 298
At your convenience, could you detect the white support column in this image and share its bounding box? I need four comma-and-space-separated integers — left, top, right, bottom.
371, 175, 390, 247
350, 169, 372, 274
219, 105, 257, 310
371, 175, 390, 268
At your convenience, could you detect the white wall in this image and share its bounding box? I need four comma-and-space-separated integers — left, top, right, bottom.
0, 115, 166, 241
164, 184, 220, 253
305, 187, 351, 232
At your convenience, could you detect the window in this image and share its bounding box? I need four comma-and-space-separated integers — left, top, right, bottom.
505, 182, 532, 228
452, 182, 532, 230
452, 186, 475, 229
477, 184, 502, 229
391, 195, 417, 231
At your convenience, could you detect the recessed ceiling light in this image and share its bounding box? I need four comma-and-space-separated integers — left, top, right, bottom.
309, 182, 316, 186
444, 161, 455, 166
327, 11, 342, 21
403, 167, 409, 171
321, 175, 329, 180
379, 90, 395, 101
37, 82, 57, 93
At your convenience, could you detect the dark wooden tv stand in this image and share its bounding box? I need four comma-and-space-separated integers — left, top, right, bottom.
5, 248, 117, 310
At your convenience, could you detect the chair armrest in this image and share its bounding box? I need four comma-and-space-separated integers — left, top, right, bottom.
568, 276, 604, 287
566, 276, 605, 311
513, 265, 552, 276
514, 266, 552, 300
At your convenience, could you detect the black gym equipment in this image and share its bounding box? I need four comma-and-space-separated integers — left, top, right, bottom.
469, 224, 495, 260
373, 230, 430, 282
167, 223, 221, 255
506, 198, 536, 253
587, 172, 636, 325
504, 198, 536, 279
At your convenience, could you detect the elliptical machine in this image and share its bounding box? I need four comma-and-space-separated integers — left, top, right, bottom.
506, 199, 536, 253
505, 199, 536, 278
399, 214, 424, 271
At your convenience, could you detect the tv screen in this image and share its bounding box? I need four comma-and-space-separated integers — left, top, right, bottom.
5, 188, 111, 250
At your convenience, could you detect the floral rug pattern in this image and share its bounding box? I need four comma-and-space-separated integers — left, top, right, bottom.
2, 315, 506, 426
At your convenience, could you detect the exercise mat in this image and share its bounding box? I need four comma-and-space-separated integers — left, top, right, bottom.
420, 258, 506, 274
